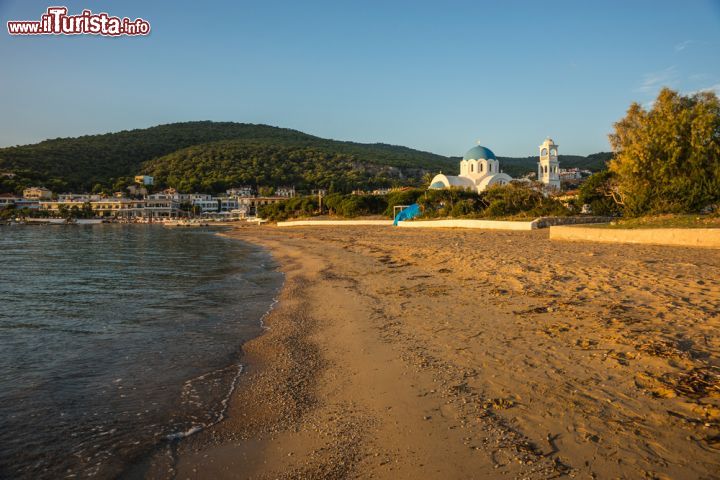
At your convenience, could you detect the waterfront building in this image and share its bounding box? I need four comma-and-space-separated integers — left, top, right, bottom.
538, 138, 561, 190
145, 193, 180, 218
15, 199, 40, 210
0, 193, 21, 208
429, 144, 513, 193
92, 199, 145, 217
40, 198, 145, 217
218, 197, 239, 212
23, 186, 52, 200
190, 194, 218, 213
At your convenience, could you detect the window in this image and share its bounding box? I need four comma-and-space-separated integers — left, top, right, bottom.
541, 148, 548, 156
480, 163, 483, 172
550, 149, 557, 156
470, 163, 474, 172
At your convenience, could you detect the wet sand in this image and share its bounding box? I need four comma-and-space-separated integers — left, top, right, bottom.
159, 225, 719, 479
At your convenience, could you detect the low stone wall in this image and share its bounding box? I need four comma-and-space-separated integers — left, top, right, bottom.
532, 216, 614, 228
550, 225, 720, 249
277, 219, 393, 227
397, 216, 613, 231
397, 219, 536, 230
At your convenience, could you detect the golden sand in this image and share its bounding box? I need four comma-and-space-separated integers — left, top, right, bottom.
149, 225, 719, 479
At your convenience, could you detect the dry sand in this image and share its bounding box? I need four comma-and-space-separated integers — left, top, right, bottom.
145, 225, 720, 479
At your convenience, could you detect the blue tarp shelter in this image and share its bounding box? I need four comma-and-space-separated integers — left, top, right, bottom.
393, 203, 421, 226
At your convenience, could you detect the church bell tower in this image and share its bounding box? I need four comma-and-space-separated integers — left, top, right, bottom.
538, 138, 560, 190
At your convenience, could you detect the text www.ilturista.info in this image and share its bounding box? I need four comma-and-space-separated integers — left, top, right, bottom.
7, 7, 150, 36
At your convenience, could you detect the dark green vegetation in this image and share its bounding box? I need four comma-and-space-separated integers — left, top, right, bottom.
0, 122, 610, 195
607, 88, 720, 216
259, 188, 425, 220
494, 152, 611, 178
417, 184, 569, 219
259, 183, 570, 221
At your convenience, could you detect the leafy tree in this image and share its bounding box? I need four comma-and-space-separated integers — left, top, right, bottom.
608, 88, 720, 215
577, 171, 622, 216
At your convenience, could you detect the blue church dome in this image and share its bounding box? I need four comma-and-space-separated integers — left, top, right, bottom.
463, 145, 496, 161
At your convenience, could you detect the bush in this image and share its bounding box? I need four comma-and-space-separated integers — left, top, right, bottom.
383, 188, 424, 216
418, 183, 570, 219
325, 194, 387, 217
258, 196, 319, 220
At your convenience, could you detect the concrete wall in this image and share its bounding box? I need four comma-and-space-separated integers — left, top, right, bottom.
550, 226, 720, 249
397, 216, 612, 231
397, 219, 536, 230
276, 216, 612, 231
277, 219, 393, 227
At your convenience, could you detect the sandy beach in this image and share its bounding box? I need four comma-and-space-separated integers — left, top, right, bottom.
145, 225, 720, 479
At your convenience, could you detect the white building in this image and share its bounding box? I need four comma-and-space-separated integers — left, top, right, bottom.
218, 197, 239, 212
429, 144, 512, 193
58, 193, 100, 202
145, 193, 180, 218
191, 194, 219, 213
538, 138, 561, 190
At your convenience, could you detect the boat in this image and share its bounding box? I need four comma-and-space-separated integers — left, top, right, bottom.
25, 218, 68, 225
75, 219, 104, 225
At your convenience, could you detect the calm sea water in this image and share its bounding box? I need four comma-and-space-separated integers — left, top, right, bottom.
0, 225, 282, 479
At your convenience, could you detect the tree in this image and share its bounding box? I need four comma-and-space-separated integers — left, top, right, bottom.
608, 88, 720, 215
577, 171, 623, 216
421, 172, 434, 187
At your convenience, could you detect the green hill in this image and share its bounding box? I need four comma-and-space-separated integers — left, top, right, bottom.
0, 122, 455, 193
0, 121, 611, 194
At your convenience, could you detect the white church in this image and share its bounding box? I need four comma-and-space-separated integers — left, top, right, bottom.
429, 138, 561, 193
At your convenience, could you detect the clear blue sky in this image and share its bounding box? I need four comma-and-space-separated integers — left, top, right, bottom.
1, 0, 719, 156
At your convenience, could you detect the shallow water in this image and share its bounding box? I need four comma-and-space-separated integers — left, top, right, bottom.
0, 225, 282, 479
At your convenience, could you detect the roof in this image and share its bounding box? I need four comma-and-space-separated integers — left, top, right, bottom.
463, 145, 497, 161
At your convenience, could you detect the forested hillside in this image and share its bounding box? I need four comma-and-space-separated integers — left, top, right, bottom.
0, 122, 454, 193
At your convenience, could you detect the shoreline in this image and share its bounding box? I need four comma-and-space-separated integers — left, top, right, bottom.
145, 225, 719, 479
